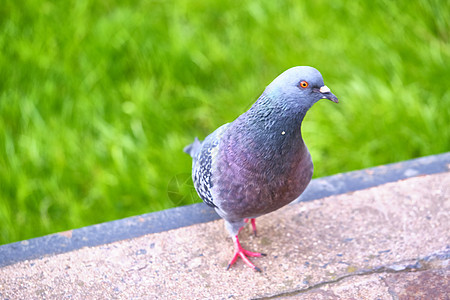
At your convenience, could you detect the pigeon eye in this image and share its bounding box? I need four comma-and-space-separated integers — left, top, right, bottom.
299, 81, 309, 88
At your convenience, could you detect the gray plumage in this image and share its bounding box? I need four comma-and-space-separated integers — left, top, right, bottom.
184, 66, 338, 270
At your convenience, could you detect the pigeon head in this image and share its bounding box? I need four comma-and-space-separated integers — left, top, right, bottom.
242, 66, 338, 141
264, 66, 338, 109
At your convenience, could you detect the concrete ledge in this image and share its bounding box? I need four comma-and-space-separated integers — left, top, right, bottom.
0, 153, 449, 299
0, 152, 449, 269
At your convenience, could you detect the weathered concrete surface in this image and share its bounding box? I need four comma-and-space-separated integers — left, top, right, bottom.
3, 152, 449, 268
0, 172, 449, 299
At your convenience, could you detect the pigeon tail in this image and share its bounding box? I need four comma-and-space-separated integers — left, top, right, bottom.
183, 137, 202, 158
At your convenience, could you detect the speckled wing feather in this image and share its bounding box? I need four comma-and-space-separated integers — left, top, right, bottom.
184, 123, 229, 208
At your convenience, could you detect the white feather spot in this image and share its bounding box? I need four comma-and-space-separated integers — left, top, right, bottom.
281, 131, 285, 135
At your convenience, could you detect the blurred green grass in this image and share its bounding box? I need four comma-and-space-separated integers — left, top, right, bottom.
0, 0, 449, 244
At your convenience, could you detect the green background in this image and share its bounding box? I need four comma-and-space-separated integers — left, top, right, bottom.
1, 0, 449, 244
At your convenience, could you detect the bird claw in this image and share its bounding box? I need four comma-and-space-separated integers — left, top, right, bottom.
227, 235, 265, 272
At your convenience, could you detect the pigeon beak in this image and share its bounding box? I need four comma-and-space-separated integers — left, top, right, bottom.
319, 85, 339, 103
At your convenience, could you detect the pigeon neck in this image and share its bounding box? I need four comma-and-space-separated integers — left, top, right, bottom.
245, 93, 312, 141
227, 93, 312, 161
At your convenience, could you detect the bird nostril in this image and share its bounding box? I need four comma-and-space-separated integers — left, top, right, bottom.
319, 85, 331, 93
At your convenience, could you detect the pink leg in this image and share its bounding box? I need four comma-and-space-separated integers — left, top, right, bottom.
226, 233, 266, 272
244, 218, 258, 236
250, 218, 257, 236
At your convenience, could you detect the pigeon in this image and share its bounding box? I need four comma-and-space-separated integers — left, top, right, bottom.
184, 66, 338, 272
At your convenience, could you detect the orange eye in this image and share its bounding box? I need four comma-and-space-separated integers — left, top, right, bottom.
299, 81, 309, 88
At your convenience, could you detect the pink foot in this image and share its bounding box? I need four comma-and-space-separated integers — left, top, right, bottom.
226, 235, 266, 272
244, 218, 258, 236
